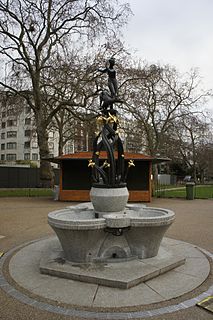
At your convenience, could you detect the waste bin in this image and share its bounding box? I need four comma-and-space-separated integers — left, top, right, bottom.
186, 182, 195, 200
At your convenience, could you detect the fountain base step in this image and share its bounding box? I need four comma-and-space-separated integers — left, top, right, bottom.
40, 237, 185, 289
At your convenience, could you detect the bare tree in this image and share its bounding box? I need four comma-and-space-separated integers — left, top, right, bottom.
46, 42, 129, 155
0, 0, 130, 186
121, 64, 210, 157
51, 108, 97, 156
173, 113, 212, 182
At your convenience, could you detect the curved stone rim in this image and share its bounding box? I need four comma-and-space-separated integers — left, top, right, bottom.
90, 186, 129, 194
48, 208, 106, 230
0, 237, 212, 319
48, 204, 175, 230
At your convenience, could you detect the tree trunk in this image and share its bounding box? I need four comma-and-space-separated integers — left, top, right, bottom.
58, 125, 64, 156
36, 118, 54, 187
193, 165, 197, 183
200, 169, 205, 184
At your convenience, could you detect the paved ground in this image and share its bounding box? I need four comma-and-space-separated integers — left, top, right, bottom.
0, 197, 212, 319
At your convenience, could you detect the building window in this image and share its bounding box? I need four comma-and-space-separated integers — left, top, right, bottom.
49, 154, 54, 158
49, 142, 54, 150
32, 141, 38, 149
1, 133, 5, 139
25, 130, 31, 137
2, 122, 6, 129
7, 109, 15, 116
7, 119, 17, 127
32, 141, 38, 148
1, 154, 5, 160
32, 153, 38, 161
7, 142, 17, 149
25, 118, 31, 125
7, 131, 17, 138
6, 154, 16, 161
1, 111, 6, 118
24, 141, 30, 148
1, 144, 5, 150
24, 153, 30, 160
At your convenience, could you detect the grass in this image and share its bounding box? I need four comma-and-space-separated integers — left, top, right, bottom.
0, 188, 53, 197
0, 185, 213, 199
155, 185, 213, 199
195, 185, 213, 199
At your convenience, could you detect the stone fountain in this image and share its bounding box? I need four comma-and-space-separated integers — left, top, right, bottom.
40, 58, 184, 289
47, 203, 175, 263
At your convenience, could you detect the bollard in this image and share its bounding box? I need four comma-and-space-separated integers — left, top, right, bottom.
53, 185, 59, 201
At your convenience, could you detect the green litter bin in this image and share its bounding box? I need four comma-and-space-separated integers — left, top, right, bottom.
186, 182, 195, 200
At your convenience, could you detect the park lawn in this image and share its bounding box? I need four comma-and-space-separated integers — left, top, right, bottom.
0, 188, 53, 197
195, 185, 213, 199
0, 185, 212, 199
156, 188, 186, 198
156, 185, 213, 199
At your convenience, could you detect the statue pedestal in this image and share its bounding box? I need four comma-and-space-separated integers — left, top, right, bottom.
90, 187, 129, 218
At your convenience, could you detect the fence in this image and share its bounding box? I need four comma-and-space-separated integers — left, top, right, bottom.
0, 167, 59, 188
154, 181, 213, 199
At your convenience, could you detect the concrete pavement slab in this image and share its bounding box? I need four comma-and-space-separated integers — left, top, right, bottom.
8, 238, 98, 306
174, 256, 210, 278
32, 277, 98, 306
146, 269, 209, 300
92, 282, 165, 307
7, 236, 210, 308
163, 241, 208, 258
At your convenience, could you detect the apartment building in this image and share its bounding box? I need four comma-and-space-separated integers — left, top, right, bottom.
0, 94, 59, 165
0, 92, 145, 165
0, 93, 97, 165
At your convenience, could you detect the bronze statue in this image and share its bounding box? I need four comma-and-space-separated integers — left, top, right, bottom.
98, 57, 118, 98
98, 57, 123, 111
89, 56, 133, 189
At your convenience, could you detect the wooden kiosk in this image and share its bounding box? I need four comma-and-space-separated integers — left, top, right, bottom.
53, 152, 155, 202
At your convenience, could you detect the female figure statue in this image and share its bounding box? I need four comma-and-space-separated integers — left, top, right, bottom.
98, 57, 118, 98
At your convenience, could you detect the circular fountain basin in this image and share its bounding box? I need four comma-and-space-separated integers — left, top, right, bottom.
126, 207, 175, 226
48, 203, 175, 262
48, 208, 105, 230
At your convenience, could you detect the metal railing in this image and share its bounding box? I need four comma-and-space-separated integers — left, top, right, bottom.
154, 181, 213, 199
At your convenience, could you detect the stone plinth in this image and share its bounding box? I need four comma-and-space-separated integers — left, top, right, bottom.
40, 237, 185, 289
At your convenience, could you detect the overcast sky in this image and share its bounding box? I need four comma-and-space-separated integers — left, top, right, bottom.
123, 0, 213, 103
